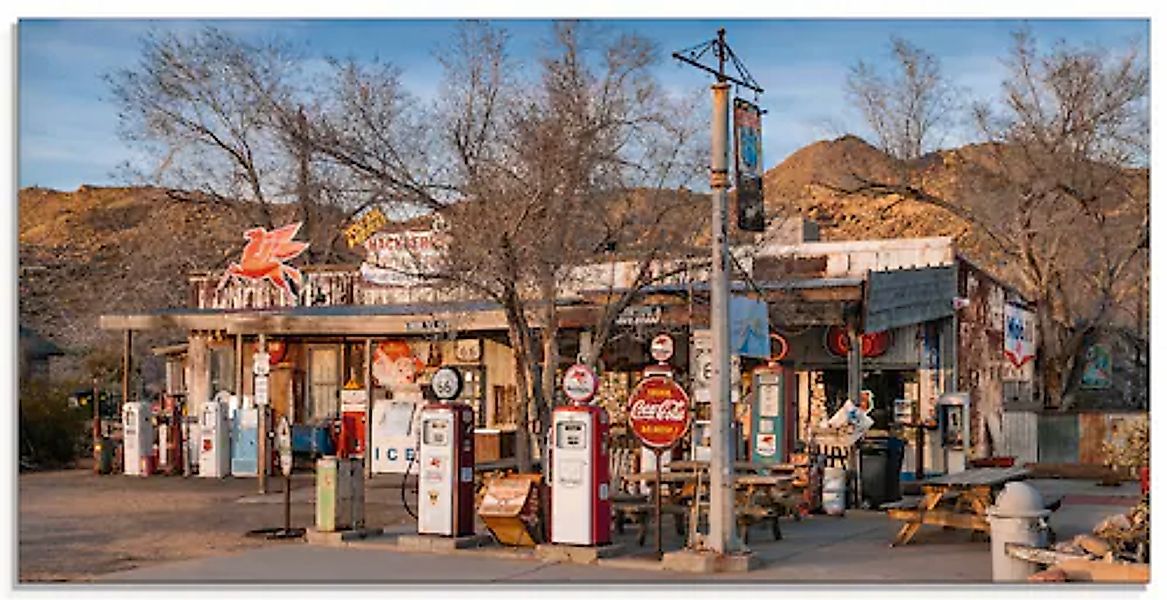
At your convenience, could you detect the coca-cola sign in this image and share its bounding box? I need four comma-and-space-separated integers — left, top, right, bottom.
627, 375, 691, 449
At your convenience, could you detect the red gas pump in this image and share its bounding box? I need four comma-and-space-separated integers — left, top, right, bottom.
339, 386, 368, 458
549, 404, 612, 546
157, 395, 184, 475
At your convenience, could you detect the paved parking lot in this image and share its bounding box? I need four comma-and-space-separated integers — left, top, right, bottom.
19, 469, 1141, 584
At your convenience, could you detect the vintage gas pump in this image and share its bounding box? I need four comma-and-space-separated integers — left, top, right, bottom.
231, 400, 260, 477
751, 365, 790, 464
156, 395, 183, 475
339, 377, 368, 458
549, 404, 612, 546
417, 367, 476, 537
938, 392, 971, 474
198, 398, 231, 478
122, 401, 154, 476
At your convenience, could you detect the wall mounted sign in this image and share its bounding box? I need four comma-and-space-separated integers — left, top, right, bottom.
220, 222, 310, 302
562, 363, 600, 404
359, 219, 446, 287
372, 341, 425, 388
430, 366, 464, 400
690, 329, 742, 404
824, 326, 892, 359
454, 339, 481, 363
627, 375, 692, 449
615, 305, 662, 327
1004, 303, 1036, 368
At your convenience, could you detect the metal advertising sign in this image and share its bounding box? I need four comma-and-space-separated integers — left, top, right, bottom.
627, 376, 692, 449
276, 416, 293, 477
649, 333, 675, 363
220, 222, 310, 303
689, 329, 741, 404
359, 220, 446, 287
1081, 344, 1112, 389
1004, 303, 1037, 368
430, 367, 464, 401
733, 97, 765, 232
254, 375, 269, 406
824, 326, 892, 359
562, 363, 600, 404
343, 206, 388, 248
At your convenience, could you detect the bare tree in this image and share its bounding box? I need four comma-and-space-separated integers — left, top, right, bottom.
107, 28, 299, 229
834, 29, 1148, 409
426, 21, 707, 471
846, 36, 957, 160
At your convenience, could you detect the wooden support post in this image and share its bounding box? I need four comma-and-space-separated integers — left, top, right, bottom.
258, 333, 268, 495
364, 338, 374, 479
122, 330, 133, 406
847, 325, 863, 507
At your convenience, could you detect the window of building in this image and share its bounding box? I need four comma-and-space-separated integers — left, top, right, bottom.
308, 346, 340, 420
209, 345, 235, 395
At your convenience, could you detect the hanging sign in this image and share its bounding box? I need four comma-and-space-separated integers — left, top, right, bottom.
824, 326, 892, 359
220, 222, 310, 303
649, 333, 675, 363
1081, 344, 1112, 389
254, 375, 269, 406
562, 363, 600, 404
430, 366, 464, 401
253, 341, 287, 365
627, 375, 692, 449
733, 97, 765, 232
1004, 303, 1036, 368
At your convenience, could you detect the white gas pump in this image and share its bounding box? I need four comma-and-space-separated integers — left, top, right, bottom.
198, 399, 230, 478
417, 395, 475, 536
550, 405, 612, 546
122, 402, 154, 476
938, 392, 971, 474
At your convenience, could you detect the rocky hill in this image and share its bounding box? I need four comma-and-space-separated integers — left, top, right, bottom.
18, 186, 354, 381
18, 136, 1145, 383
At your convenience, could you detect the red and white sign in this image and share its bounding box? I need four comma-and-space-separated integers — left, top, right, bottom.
561, 364, 600, 404
649, 333, 674, 363
220, 222, 310, 302
627, 375, 691, 449
824, 326, 892, 359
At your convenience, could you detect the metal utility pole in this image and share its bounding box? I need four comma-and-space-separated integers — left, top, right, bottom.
673, 28, 763, 556
258, 333, 268, 495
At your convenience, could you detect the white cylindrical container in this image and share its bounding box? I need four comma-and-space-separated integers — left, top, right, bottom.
987, 481, 1051, 582
823, 467, 847, 516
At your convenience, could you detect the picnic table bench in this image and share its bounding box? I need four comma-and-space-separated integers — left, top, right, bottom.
620, 468, 797, 545
885, 466, 1034, 547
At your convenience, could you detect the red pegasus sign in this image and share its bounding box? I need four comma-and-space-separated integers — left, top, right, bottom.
220, 223, 310, 302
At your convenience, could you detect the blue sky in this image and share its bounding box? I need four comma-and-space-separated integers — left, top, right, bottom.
18, 18, 1148, 191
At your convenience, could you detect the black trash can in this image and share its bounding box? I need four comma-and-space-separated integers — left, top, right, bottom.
859, 436, 905, 508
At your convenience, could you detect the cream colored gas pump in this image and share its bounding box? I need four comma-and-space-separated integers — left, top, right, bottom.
122, 401, 153, 476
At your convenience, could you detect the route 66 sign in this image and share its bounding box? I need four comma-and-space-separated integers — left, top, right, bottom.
430, 366, 463, 401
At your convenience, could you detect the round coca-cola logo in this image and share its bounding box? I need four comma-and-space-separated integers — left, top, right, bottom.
627, 375, 691, 449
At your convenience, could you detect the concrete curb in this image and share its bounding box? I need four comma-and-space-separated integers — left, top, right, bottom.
305, 527, 384, 547
534, 543, 627, 565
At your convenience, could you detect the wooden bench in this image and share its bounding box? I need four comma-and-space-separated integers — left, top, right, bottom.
611, 495, 688, 546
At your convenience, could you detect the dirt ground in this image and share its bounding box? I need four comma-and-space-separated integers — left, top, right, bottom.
18, 467, 416, 582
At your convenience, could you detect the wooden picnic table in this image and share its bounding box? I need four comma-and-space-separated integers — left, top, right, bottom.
886, 466, 1031, 547
669, 460, 798, 474
618, 469, 797, 545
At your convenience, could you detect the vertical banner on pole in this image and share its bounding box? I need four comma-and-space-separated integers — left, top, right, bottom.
733, 98, 765, 232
